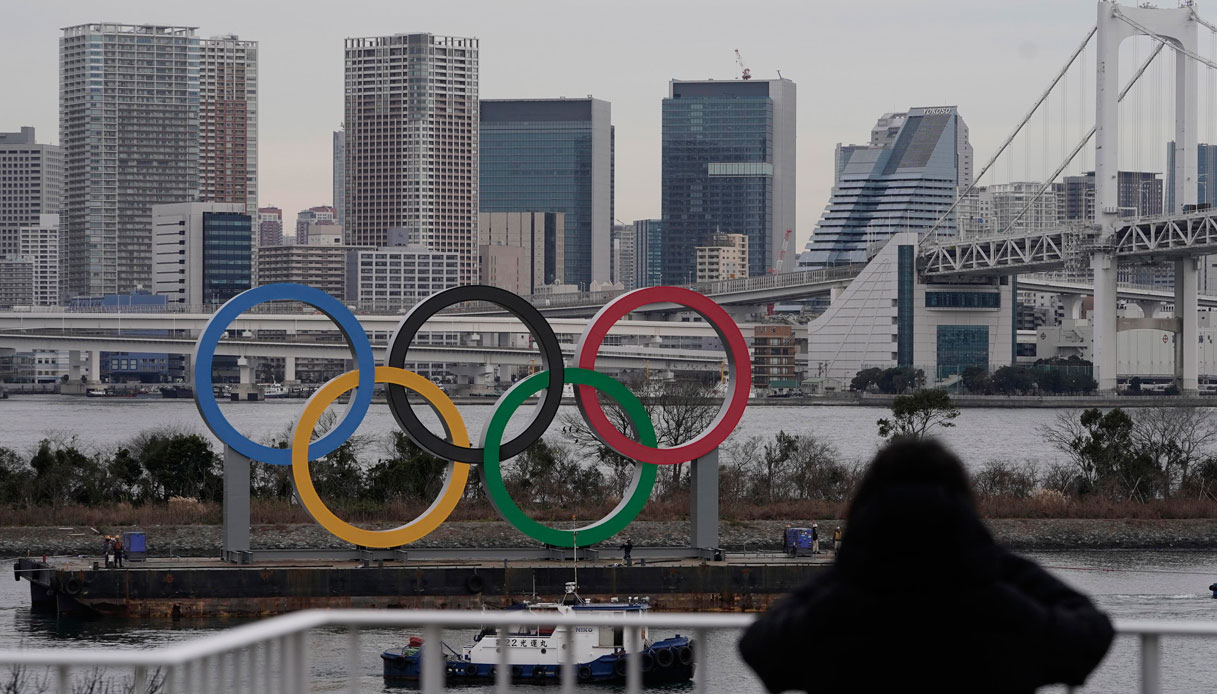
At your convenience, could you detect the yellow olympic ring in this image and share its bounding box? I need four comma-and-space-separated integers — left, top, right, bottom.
291, 366, 470, 548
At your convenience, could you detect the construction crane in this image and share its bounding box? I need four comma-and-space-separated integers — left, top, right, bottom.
734, 49, 752, 80
766, 229, 794, 315
767, 229, 793, 274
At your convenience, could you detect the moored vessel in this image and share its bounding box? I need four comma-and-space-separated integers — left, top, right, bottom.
381, 583, 695, 685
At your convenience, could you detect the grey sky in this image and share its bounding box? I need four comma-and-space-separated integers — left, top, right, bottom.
2, 0, 1098, 249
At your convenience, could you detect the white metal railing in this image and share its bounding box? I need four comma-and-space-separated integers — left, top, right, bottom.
0, 609, 751, 694
0, 611, 1199, 694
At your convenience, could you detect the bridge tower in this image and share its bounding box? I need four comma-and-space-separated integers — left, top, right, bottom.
1094, 1, 1199, 392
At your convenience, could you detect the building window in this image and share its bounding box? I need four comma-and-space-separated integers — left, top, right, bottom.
897, 245, 914, 366
925, 291, 1000, 309
936, 325, 989, 378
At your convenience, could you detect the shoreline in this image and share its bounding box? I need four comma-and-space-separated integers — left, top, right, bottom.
8, 391, 1217, 408
6, 518, 1217, 558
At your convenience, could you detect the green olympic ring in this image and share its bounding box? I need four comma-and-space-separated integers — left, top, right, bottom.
480, 368, 657, 547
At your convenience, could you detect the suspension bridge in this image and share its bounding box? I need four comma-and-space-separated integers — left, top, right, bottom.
917, 1, 1217, 392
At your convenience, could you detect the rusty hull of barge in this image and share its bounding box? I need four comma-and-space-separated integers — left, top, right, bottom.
13, 557, 827, 617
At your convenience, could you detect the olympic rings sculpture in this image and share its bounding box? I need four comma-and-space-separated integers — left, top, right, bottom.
193, 283, 750, 548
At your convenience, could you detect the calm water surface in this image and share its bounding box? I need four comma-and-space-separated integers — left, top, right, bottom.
0, 395, 1073, 470
3, 551, 1217, 692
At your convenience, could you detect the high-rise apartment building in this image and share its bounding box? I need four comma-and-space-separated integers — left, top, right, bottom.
257, 244, 370, 301
257, 206, 283, 246
199, 35, 258, 215
695, 233, 749, 282
344, 33, 479, 284
60, 24, 201, 298
0, 127, 62, 258
480, 98, 613, 288
152, 202, 252, 306
333, 129, 345, 225
19, 215, 62, 307
957, 182, 1059, 237
662, 79, 796, 283
799, 106, 972, 268
632, 219, 663, 289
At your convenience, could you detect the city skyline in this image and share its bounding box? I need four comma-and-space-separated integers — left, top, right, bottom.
3, 0, 1104, 251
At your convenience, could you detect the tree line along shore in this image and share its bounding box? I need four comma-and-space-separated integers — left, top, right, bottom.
3, 380, 1217, 528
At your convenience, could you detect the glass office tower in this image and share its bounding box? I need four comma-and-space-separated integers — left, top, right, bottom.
661, 78, 796, 284
480, 98, 613, 288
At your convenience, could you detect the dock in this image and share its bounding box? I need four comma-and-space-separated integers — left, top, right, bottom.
13, 554, 828, 618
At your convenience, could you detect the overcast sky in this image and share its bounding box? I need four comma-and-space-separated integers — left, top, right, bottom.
2, 0, 1101, 249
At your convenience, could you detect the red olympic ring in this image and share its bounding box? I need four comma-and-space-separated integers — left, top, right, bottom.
573, 286, 751, 465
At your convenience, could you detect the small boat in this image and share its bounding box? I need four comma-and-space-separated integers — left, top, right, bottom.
382, 582, 695, 686
86, 388, 108, 398
262, 383, 290, 399
159, 385, 194, 399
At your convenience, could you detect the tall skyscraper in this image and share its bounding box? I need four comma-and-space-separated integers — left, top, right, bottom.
344, 33, 479, 284
333, 129, 345, 225
661, 78, 796, 283
0, 127, 62, 258
798, 106, 973, 268
60, 24, 201, 298
199, 35, 258, 215
480, 98, 613, 288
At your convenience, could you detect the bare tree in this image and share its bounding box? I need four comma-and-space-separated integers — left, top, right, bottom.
1038, 410, 1093, 484
561, 375, 720, 498
1130, 407, 1217, 497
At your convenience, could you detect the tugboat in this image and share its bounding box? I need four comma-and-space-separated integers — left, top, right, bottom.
382, 582, 695, 685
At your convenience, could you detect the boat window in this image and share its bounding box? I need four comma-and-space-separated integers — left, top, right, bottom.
598, 626, 625, 648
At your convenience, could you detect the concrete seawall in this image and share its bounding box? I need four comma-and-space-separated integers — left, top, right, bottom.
7, 518, 1217, 559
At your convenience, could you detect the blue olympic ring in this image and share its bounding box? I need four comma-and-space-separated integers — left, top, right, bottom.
192, 284, 376, 466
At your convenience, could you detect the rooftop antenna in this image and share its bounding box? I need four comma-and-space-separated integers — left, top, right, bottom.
734, 49, 752, 80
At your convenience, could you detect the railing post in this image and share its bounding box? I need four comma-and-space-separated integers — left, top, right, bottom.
1141, 633, 1162, 694
421, 623, 443, 694
292, 632, 307, 692
347, 627, 361, 694
262, 639, 273, 694
693, 627, 708, 694
495, 626, 511, 694
625, 624, 642, 694
560, 624, 576, 694
56, 664, 69, 694
277, 635, 292, 694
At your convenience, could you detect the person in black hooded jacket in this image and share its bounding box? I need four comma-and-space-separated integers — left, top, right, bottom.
739, 438, 1113, 694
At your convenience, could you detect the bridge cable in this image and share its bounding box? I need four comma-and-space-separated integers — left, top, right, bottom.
997, 42, 1167, 236
919, 27, 1098, 245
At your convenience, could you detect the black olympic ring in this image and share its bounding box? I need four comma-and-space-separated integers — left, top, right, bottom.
385, 284, 566, 464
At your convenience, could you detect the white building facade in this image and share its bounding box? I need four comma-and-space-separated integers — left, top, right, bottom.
807, 233, 1015, 386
